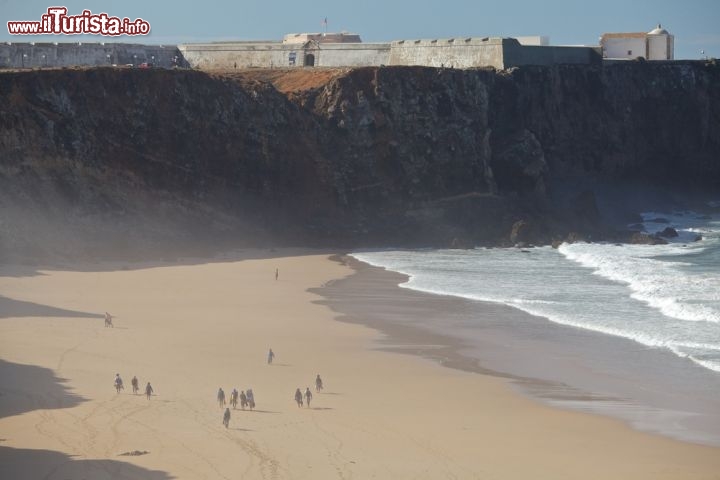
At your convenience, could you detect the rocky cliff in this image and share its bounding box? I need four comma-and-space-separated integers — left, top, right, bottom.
1, 62, 718, 261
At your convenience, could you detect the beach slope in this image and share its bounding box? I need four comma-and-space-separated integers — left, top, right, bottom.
0, 250, 719, 479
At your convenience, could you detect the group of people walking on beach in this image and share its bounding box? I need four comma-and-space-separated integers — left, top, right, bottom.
104, 270, 332, 432
220, 350, 328, 427
220, 387, 256, 428
294, 374, 323, 407
114, 373, 153, 399
219, 387, 256, 411
114, 348, 326, 430
294, 387, 313, 407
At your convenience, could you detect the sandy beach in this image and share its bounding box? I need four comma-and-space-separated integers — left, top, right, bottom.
1, 249, 719, 479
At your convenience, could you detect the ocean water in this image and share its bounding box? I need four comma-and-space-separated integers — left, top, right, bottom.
352, 210, 720, 375
352, 208, 720, 446
350, 208, 720, 443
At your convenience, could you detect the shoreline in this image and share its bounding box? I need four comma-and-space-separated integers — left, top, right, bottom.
1, 249, 719, 478
316, 254, 720, 447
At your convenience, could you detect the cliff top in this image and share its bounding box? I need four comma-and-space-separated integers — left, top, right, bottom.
207, 67, 352, 93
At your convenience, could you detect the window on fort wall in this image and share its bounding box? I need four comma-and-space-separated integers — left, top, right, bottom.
628, 50, 632, 55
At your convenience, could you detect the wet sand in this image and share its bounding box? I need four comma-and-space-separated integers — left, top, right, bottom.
319, 255, 720, 447
1, 250, 719, 479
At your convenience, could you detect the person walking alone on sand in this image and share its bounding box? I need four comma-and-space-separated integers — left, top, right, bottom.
131, 376, 139, 395
267, 348, 275, 365
315, 374, 323, 392
217, 387, 226, 407
145, 382, 153, 399
223, 408, 231, 428
294, 388, 303, 407
305, 387, 313, 408
275, 268, 279, 281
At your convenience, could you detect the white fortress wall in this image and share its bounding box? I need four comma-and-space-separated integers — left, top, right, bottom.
388, 38, 506, 69
179, 42, 291, 69
316, 43, 391, 67
0, 42, 178, 68
180, 42, 390, 68
2, 33, 602, 71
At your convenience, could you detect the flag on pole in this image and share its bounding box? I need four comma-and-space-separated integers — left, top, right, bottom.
322, 17, 328, 26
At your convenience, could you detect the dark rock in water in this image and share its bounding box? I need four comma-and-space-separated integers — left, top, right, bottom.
628, 232, 668, 245
657, 227, 679, 238
449, 237, 474, 249
509, 220, 532, 245
551, 239, 563, 249
565, 232, 586, 244
693, 235, 703, 242
648, 217, 670, 224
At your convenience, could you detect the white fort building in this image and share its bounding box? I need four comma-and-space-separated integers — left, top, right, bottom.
1, 25, 676, 70
600, 24, 674, 60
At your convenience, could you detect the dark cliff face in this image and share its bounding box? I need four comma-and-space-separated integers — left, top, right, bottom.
502, 63, 720, 183
1, 63, 718, 260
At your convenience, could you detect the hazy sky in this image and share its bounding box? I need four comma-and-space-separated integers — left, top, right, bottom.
3, 0, 719, 59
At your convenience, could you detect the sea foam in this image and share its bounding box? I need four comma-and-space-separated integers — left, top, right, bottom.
352, 213, 720, 374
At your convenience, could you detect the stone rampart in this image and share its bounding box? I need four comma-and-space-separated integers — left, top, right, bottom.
0, 37, 600, 71
388, 37, 506, 68
179, 42, 391, 69
0, 42, 179, 68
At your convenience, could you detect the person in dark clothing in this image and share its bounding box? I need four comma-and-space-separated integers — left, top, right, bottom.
223, 408, 231, 428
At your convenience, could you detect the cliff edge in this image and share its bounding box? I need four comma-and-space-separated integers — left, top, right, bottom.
1, 63, 718, 261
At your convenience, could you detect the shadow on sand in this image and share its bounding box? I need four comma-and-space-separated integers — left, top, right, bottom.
0, 359, 86, 419
0, 446, 174, 479
0, 295, 103, 320
1, 247, 342, 278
